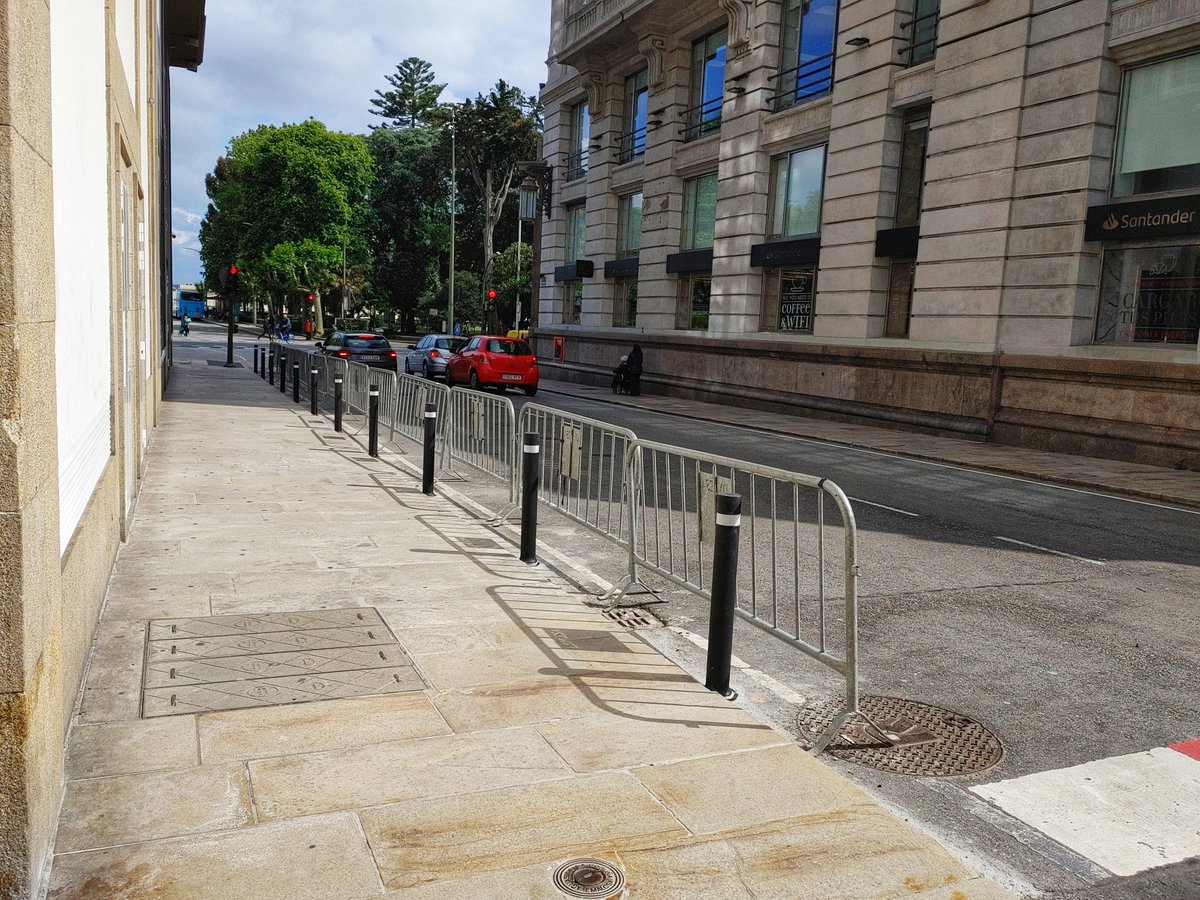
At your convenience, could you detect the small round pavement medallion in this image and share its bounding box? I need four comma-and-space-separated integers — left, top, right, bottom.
552, 858, 625, 898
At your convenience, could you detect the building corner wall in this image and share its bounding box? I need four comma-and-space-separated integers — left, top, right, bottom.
0, 0, 66, 896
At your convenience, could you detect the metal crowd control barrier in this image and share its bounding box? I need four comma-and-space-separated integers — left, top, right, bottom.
612, 439, 861, 754
509, 403, 636, 544
393, 374, 450, 444
438, 387, 518, 498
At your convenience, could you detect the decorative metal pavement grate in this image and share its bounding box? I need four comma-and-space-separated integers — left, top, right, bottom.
141, 608, 425, 717
796, 695, 1004, 777
601, 607, 655, 629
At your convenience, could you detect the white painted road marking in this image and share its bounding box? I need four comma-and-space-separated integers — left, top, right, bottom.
971, 747, 1200, 877
847, 497, 920, 518
993, 536, 1106, 566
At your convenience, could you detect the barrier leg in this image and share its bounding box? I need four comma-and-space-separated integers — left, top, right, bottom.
422, 402, 437, 495
368, 385, 379, 456
704, 492, 741, 700
519, 433, 541, 564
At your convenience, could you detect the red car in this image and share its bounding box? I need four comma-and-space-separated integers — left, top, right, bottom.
445, 335, 539, 395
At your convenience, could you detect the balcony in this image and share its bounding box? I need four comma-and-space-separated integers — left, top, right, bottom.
560, 0, 653, 63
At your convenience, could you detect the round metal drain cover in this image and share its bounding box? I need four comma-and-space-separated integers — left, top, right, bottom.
552, 858, 625, 898
796, 695, 1003, 777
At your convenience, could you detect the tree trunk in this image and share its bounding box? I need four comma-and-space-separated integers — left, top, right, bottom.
313, 291, 325, 337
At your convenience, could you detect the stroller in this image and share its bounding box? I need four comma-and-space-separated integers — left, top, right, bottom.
611, 347, 642, 396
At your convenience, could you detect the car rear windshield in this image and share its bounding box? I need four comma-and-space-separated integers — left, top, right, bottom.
347, 336, 391, 350
435, 338, 463, 351
485, 339, 531, 355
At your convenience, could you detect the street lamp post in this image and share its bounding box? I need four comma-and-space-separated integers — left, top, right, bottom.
448, 109, 456, 336
517, 176, 539, 331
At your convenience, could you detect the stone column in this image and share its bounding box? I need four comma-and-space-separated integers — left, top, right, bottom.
0, 0, 66, 895
581, 72, 621, 327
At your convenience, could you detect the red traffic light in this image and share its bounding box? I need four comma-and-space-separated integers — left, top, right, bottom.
307, 293, 315, 301
229, 265, 239, 275
487, 289, 497, 300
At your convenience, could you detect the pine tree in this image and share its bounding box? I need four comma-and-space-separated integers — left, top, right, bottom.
370, 57, 446, 129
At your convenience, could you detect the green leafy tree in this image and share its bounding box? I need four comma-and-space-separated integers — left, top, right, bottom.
436, 270, 482, 330
199, 120, 372, 334
371, 57, 446, 129
489, 240, 532, 330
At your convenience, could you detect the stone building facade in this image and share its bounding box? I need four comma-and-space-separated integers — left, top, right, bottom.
535, 0, 1200, 467
0, 2, 204, 895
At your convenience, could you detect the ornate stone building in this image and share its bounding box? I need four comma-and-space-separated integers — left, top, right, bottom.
0, 2, 204, 895
535, 0, 1200, 467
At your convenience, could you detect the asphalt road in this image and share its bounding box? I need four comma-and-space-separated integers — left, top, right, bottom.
177, 323, 1200, 898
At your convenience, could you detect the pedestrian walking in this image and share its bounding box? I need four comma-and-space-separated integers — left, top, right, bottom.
179, 314, 190, 337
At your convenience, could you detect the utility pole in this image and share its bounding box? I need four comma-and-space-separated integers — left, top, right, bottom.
448, 107, 456, 336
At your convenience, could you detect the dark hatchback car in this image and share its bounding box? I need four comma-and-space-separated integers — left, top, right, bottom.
315, 332, 398, 370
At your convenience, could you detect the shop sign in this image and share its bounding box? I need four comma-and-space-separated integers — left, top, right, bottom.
1085, 194, 1200, 242
778, 268, 815, 333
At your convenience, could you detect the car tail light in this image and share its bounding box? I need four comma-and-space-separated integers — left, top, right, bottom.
430, 350, 440, 359
388, 351, 397, 359
337, 349, 349, 358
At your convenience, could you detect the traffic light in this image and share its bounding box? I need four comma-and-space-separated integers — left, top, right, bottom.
307, 293, 315, 302
486, 288, 497, 307
228, 265, 240, 293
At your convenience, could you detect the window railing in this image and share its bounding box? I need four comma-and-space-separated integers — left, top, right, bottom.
770, 50, 835, 112
900, 7, 939, 67
682, 97, 723, 142
617, 124, 648, 163
564, 149, 588, 181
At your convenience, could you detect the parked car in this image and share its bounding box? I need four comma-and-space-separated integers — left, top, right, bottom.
314, 331, 398, 370
404, 334, 465, 379
445, 335, 539, 395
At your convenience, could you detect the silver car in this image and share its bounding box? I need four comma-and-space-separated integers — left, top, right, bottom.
403, 334, 465, 379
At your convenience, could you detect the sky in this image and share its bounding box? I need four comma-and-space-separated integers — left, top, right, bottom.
169, 0, 550, 285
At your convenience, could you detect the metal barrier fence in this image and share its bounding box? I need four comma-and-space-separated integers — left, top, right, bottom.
438, 387, 518, 499
612, 439, 861, 754
393, 374, 450, 445
512, 403, 637, 545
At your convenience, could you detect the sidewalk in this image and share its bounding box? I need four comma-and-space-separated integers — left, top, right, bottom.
48, 362, 1014, 899
540, 381, 1200, 509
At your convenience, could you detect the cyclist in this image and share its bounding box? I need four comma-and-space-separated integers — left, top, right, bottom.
279, 313, 293, 343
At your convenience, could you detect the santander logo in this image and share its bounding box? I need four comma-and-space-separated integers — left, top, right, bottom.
1102, 214, 1119, 231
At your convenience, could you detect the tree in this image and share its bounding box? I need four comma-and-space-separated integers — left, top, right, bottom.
199, 120, 372, 334
371, 57, 446, 129
489, 240, 532, 330
448, 81, 541, 289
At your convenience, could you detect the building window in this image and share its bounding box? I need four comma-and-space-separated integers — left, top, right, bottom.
1095, 244, 1200, 345
895, 113, 929, 227
566, 203, 586, 262
769, 146, 825, 239
613, 279, 638, 327
562, 282, 582, 324
686, 28, 726, 141
904, 0, 939, 67
1113, 53, 1200, 198
682, 174, 718, 250
885, 259, 915, 337
617, 192, 643, 258
776, 0, 836, 110
677, 274, 712, 330
620, 70, 649, 163
762, 266, 815, 334
566, 101, 590, 181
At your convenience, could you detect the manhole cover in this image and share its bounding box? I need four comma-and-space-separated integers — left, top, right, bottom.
552, 858, 624, 898
796, 695, 1003, 776
602, 607, 653, 629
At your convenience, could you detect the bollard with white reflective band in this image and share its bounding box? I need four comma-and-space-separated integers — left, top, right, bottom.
705, 492, 741, 700
519, 432, 541, 565
422, 402, 437, 495
253, 346, 259, 375
333, 376, 343, 432
278, 353, 287, 394
267, 346, 275, 385
367, 385, 380, 457
310, 369, 319, 415
292, 363, 300, 403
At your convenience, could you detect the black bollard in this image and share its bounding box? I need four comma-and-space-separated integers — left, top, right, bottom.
422, 402, 437, 495
279, 353, 287, 394
333, 376, 343, 432
704, 492, 741, 700
267, 346, 275, 385
367, 385, 380, 457
310, 369, 319, 415
519, 432, 541, 564
292, 364, 300, 403
253, 346, 259, 374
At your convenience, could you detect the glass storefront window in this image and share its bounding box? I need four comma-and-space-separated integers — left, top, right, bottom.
1114, 53, 1200, 197
613, 279, 638, 327
677, 274, 712, 330
770, 146, 826, 238
683, 173, 718, 250
566, 204, 586, 262
1095, 244, 1200, 344
762, 266, 816, 334
617, 192, 643, 257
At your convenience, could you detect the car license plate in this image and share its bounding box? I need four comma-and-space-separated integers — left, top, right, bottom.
501, 373, 522, 381
360, 354, 381, 361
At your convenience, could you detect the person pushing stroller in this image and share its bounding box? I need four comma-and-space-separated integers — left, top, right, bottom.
611, 343, 643, 396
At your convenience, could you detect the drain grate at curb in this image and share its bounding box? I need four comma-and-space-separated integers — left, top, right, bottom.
601, 607, 654, 629
796, 695, 1003, 777
552, 858, 624, 898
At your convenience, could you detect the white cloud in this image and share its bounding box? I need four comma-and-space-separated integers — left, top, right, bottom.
170, 0, 550, 283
